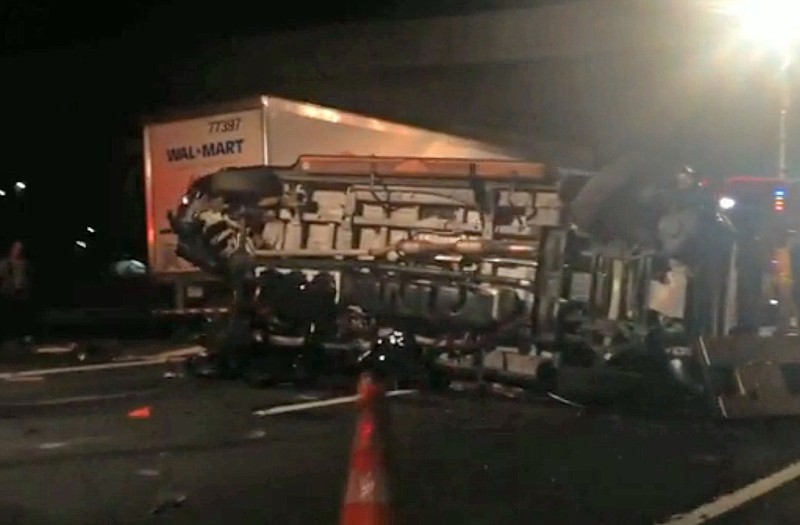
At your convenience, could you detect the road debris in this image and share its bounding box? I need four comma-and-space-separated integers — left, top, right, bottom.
128, 406, 152, 419
150, 493, 187, 515
547, 392, 585, 409
34, 344, 78, 355
246, 429, 267, 439
38, 442, 67, 450
4, 375, 44, 382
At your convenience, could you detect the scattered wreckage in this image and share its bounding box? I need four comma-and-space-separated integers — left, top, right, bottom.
167, 153, 800, 418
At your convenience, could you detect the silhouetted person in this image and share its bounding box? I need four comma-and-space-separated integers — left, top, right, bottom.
0, 241, 33, 343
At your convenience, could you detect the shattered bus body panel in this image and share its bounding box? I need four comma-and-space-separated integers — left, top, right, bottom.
695, 177, 800, 418
164, 127, 800, 417
554, 159, 800, 418
167, 155, 567, 384
699, 334, 800, 418
145, 106, 266, 275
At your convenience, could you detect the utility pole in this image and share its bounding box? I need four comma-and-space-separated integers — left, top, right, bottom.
779, 56, 791, 180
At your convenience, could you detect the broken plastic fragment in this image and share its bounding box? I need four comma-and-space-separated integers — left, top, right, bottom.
128, 406, 152, 419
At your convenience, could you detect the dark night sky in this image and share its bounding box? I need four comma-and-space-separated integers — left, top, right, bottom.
0, 0, 577, 304
0, 2, 573, 230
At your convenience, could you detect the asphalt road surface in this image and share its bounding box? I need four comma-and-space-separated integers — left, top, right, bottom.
2, 348, 800, 524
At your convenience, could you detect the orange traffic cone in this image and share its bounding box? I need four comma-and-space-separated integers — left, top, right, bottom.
339, 373, 391, 525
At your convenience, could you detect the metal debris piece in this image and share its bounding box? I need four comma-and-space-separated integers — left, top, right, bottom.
150, 493, 187, 515
489, 382, 524, 399
547, 392, 585, 409
294, 393, 321, 401
246, 429, 267, 439
689, 453, 725, 466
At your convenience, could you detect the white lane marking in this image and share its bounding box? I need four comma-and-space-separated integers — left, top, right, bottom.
37, 435, 112, 450
656, 459, 800, 525
38, 442, 67, 450
34, 345, 78, 355
0, 346, 204, 380
112, 356, 151, 363
253, 389, 417, 417
2, 390, 155, 407
0, 359, 166, 379
5, 375, 43, 382
155, 346, 205, 360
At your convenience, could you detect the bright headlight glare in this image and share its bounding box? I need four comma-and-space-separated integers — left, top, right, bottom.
719, 196, 736, 210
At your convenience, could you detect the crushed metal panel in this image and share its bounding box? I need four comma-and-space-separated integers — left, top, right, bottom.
648, 261, 687, 320
698, 334, 800, 418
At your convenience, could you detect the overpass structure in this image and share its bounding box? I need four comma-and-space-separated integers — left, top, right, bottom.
7, 0, 783, 177
155, 0, 786, 175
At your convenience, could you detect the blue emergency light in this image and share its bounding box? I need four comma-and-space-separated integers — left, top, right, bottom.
774, 187, 787, 212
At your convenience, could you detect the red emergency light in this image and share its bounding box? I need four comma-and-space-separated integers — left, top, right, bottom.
722, 177, 796, 214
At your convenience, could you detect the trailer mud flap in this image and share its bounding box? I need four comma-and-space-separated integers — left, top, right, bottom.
698, 334, 800, 418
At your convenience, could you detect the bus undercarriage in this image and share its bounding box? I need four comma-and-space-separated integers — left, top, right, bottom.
167, 154, 800, 418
